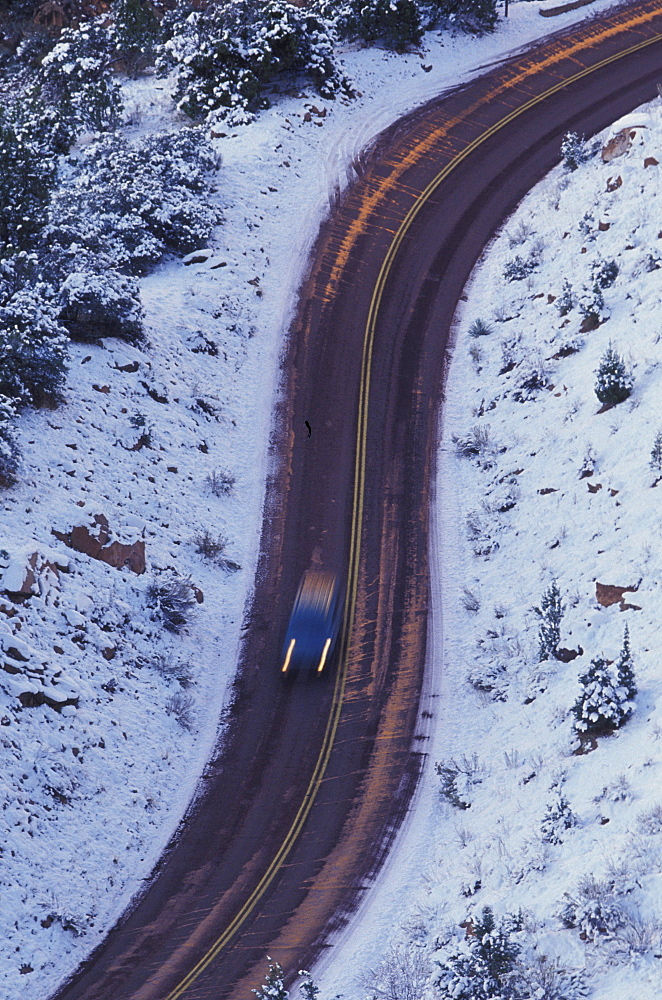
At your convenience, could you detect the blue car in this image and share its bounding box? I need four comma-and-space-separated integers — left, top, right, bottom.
281, 570, 344, 676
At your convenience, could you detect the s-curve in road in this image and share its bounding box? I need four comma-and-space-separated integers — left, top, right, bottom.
52, 4, 662, 1000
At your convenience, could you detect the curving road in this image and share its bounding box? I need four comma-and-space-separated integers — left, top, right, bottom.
52, 4, 662, 1000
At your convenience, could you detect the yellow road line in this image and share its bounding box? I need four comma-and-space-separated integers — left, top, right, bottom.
162, 21, 662, 1000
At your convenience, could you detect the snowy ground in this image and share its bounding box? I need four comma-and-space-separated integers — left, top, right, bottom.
0, 1, 637, 997
315, 92, 662, 1000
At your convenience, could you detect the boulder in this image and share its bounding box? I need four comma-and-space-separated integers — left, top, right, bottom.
53, 513, 145, 574
601, 128, 633, 163
595, 580, 641, 611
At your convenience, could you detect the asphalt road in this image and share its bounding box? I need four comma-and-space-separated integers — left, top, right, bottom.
52, 4, 662, 1000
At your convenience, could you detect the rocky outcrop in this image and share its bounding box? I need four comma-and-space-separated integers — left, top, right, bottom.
0, 544, 70, 599
53, 512, 145, 575
0, 626, 79, 711
595, 581, 641, 611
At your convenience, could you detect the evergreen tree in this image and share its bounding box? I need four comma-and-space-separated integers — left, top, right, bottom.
253, 962, 289, 1000
615, 624, 636, 716
0, 107, 56, 253
556, 278, 574, 316
541, 790, 576, 845
436, 907, 520, 1000
533, 579, 564, 661
594, 345, 633, 406
573, 657, 627, 735
561, 131, 589, 171
650, 429, 662, 472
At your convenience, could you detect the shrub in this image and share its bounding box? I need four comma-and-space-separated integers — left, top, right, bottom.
533, 579, 564, 661
0, 105, 56, 253
422, 0, 498, 34
159, 1, 351, 125
147, 574, 198, 633
514, 955, 587, 1000
561, 131, 589, 171
111, 0, 161, 75
39, 22, 123, 132
57, 270, 145, 344
592, 259, 618, 289
207, 469, 235, 496
650, 430, 662, 471
435, 755, 483, 809
594, 345, 632, 406
468, 317, 492, 337
559, 875, 625, 940
336, 0, 424, 50
193, 530, 240, 571
45, 130, 221, 274
0, 394, 19, 488
362, 944, 429, 1000
453, 423, 493, 461
578, 283, 605, 328
165, 690, 194, 730
0, 262, 68, 407
503, 253, 537, 282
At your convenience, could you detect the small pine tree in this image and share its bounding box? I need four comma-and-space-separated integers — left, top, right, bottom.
556, 279, 574, 316
573, 657, 627, 734
650, 430, 662, 471
533, 580, 564, 661
594, 345, 633, 406
0, 394, 19, 488
615, 624, 636, 718
541, 790, 576, 844
561, 131, 589, 171
253, 962, 288, 1000
436, 907, 520, 1000
297, 973, 319, 1000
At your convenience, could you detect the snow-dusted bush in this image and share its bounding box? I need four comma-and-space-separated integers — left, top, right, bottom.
503, 253, 537, 282
558, 875, 626, 940
0, 256, 68, 407
335, 0, 424, 51
0, 104, 56, 252
561, 131, 590, 172
435, 755, 483, 809
453, 423, 494, 463
592, 258, 619, 289
362, 943, 429, 1000
0, 394, 19, 488
421, 0, 498, 34
541, 789, 576, 845
165, 690, 194, 730
57, 270, 145, 344
193, 530, 240, 571
46, 129, 221, 274
435, 907, 521, 1000
159, 1, 350, 125
512, 356, 551, 402
594, 344, 633, 407
515, 954, 587, 1000
577, 282, 606, 329
39, 22, 123, 132
533, 579, 564, 661
207, 468, 236, 496
573, 657, 629, 735
111, 0, 161, 75
147, 574, 198, 633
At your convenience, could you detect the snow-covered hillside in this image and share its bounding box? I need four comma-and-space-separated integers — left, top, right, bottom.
316, 101, 662, 1000
0, 1, 633, 998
